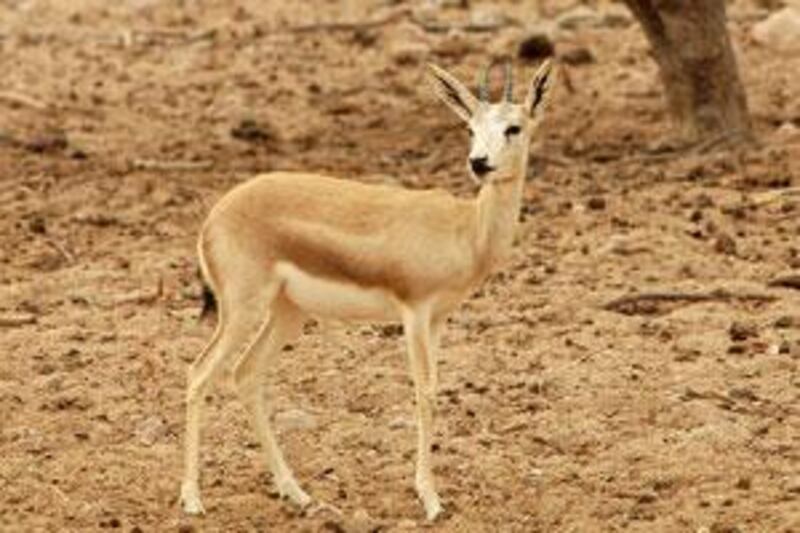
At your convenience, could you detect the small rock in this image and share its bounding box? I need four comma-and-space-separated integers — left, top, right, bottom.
517, 32, 555, 62
231, 119, 273, 143
774, 121, 800, 142
637, 491, 657, 504
389, 40, 430, 64
735, 477, 752, 490
388, 416, 413, 430
348, 508, 376, 533
274, 408, 317, 432
729, 321, 757, 341
599, 4, 633, 28
714, 233, 737, 255
560, 46, 594, 65
469, 6, 507, 30
324, 508, 379, 533
752, 7, 800, 52
727, 343, 747, 355
28, 215, 47, 234
433, 31, 474, 58
376, 324, 403, 338
586, 196, 606, 210
774, 315, 795, 329
557, 5, 603, 30
134, 416, 166, 446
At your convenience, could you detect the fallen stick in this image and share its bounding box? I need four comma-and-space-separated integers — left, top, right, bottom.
750, 186, 800, 207
284, 8, 515, 35
43, 237, 76, 264
603, 289, 777, 316
0, 313, 37, 327
768, 274, 800, 291
287, 7, 411, 33
113, 278, 164, 306
131, 159, 213, 171
0, 91, 48, 111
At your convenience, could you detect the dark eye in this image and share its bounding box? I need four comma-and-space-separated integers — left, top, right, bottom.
504, 125, 521, 137
467, 128, 474, 137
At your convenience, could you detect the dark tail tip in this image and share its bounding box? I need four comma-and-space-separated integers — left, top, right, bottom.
198, 271, 218, 322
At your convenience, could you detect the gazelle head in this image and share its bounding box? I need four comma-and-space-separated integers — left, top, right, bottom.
428, 59, 554, 186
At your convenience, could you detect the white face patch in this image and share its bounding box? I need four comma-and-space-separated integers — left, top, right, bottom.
467, 102, 529, 182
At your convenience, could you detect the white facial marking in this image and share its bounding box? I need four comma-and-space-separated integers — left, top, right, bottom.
467, 103, 528, 181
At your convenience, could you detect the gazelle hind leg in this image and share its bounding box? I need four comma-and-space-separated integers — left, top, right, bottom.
180, 283, 278, 515
232, 295, 310, 507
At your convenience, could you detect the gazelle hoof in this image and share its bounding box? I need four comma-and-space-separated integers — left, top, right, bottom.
276, 477, 312, 508
416, 480, 443, 521
423, 496, 444, 522
179, 484, 206, 515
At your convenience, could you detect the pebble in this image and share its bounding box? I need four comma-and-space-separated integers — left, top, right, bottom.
586, 196, 606, 210
274, 408, 317, 432
517, 32, 555, 62
135, 416, 166, 446
752, 7, 800, 52
389, 40, 430, 65
714, 233, 737, 256
560, 46, 594, 65
556, 5, 603, 30
729, 321, 757, 341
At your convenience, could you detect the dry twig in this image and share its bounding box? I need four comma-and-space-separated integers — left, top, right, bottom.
112, 279, 164, 306
43, 237, 76, 264
0, 313, 37, 327
604, 289, 777, 316
131, 159, 213, 171
750, 186, 800, 207
768, 274, 800, 291
287, 7, 412, 33
283, 7, 515, 35
0, 91, 48, 111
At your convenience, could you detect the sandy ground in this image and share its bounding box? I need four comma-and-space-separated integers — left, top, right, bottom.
1, 1, 799, 531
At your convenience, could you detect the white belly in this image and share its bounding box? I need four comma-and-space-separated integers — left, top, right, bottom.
275, 262, 398, 322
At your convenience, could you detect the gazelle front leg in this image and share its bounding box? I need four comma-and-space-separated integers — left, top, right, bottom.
428, 316, 445, 394
402, 304, 443, 521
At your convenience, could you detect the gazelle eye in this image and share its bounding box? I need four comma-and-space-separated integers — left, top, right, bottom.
504, 125, 521, 137
467, 128, 474, 137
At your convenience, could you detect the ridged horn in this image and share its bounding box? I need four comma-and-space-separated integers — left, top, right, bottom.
503, 60, 513, 102
477, 62, 491, 102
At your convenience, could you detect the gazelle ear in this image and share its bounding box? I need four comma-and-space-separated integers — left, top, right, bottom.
427, 63, 479, 122
524, 59, 555, 119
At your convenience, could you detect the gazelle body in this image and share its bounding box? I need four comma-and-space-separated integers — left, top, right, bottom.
179, 60, 555, 521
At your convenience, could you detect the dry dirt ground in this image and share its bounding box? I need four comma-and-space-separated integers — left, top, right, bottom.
1, 1, 800, 531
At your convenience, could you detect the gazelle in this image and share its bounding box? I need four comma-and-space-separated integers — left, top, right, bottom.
179, 59, 555, 521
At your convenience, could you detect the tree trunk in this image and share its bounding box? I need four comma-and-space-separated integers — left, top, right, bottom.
623, 0, 752, 144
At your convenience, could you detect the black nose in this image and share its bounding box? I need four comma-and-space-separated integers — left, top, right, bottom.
470, 157, 492, 176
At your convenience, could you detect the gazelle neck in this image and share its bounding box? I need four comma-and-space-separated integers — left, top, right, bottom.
473, 153, 528, 276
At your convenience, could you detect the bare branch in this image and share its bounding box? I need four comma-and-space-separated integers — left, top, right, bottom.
604, 289, 777, 316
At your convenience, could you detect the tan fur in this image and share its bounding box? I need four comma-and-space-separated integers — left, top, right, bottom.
179, 60, 555, 522
202, 172, 510, 306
